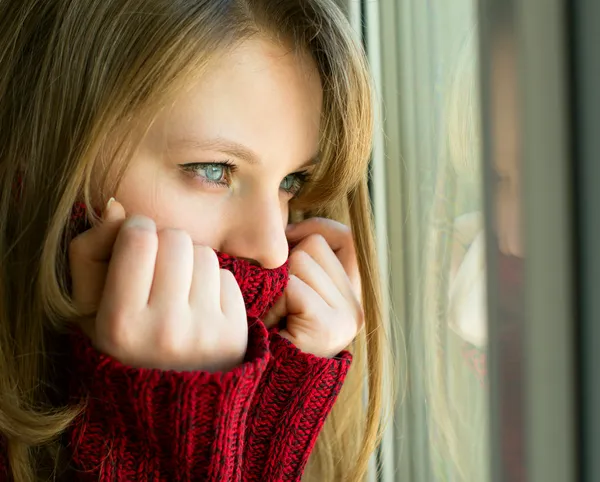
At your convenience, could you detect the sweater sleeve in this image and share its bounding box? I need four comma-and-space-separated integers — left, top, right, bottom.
65, 321, 351, 482
67, 320, 270, 482
243, 332, 352, 481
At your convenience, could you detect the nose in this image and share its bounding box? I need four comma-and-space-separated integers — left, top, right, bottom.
220, 196, 290, 269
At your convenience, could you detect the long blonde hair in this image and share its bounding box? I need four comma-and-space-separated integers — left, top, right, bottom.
0, 0, 388, 480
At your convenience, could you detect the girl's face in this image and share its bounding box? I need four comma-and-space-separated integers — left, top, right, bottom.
107, 38, 323, 269
492, 38, 523, 258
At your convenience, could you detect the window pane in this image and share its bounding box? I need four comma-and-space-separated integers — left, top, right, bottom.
370, 0, 576, 479
425, 13, 488, 482
394, 1, 490, 480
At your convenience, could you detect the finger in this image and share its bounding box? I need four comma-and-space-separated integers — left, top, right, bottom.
286, 218, 353, 255
263, 294, 286, 328
286, 218, 360, 294
263, 274, 326, 328
148, 229, 193, 306
292, 235, 357, 303
285, 275, 326, 317
189, 245, 221, 306
69, 198, 126, 312
219, 269, 246, 323
101, 215, 158, 313
288, 249, 345, 307
277, 275, 327, 336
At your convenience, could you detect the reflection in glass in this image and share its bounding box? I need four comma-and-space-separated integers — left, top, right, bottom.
421, 19, 526, 482
421, 20, 490, 482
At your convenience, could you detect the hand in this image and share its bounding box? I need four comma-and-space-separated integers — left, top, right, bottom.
263, 218, 363, 358
69, 199, 247, 372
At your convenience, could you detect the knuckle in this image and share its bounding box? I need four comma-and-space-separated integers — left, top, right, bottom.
305, 233, 328, 251
204, 317, 245, 348
222, 328, 247, 353
154, 319, 188, 358
204, 339, 246, 371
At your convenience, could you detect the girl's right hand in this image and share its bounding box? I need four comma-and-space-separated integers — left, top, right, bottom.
68, 199, 248, 372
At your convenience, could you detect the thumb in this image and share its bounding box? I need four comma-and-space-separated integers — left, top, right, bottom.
69, 198, 126, 314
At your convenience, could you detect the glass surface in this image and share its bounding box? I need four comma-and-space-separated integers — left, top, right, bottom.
399, 1, 494, 480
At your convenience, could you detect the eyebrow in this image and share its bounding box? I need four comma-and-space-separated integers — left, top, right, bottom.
168, 136, 321, 169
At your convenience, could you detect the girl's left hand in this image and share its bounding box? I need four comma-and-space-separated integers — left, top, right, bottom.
263, 218, 364, 358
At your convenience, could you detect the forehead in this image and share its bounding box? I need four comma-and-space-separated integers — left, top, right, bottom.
148, 38, 323, 163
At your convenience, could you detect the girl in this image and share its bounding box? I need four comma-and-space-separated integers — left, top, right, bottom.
0, 0, 389, 480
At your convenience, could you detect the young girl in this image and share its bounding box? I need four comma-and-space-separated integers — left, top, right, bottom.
0, 0, 389, 480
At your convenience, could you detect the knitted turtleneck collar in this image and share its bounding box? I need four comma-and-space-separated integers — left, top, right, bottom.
70, 203, 289, 320
217, 251, 288, 319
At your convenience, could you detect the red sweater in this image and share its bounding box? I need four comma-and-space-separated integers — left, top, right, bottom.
1, 252, 352, 481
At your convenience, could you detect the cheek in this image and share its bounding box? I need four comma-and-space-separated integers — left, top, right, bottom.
175, 206, 225, 247
114, 161, 168, 221
114, 163, 225, 247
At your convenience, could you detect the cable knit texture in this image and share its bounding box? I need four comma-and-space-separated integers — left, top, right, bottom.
0, 208, 353, 481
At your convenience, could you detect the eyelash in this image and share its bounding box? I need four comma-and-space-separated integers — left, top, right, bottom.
179, 161, 312, 198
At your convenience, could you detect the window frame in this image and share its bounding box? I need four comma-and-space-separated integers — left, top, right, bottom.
478, 0, 578, 480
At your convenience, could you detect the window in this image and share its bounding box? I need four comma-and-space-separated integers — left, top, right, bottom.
341, 0, 580, 481
369, 0, 490, 480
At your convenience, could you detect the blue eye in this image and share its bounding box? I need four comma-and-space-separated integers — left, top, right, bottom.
180, 162, 235, 186
280, 171, 311, 197
280, 175, 296, 191
203, 165, 226, 182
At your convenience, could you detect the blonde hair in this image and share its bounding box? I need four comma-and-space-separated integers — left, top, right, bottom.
0, 0, 389, 480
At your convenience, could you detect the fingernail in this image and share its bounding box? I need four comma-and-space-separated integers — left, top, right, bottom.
102, 197, 116, 220
124, 215, 155, 231
286, 223, 296, 232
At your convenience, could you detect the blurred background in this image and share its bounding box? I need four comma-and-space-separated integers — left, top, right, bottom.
334, 0, 599, 481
